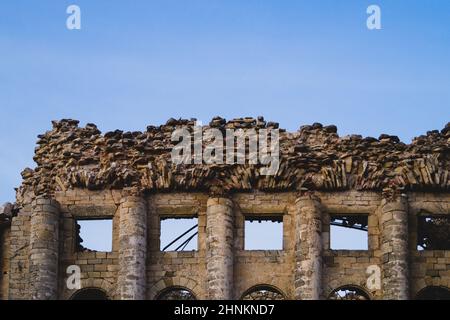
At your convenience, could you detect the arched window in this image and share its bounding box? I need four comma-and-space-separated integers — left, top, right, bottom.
328, 286, 370, 300
416, 286, 450, 300
156, 286, 196, 300
241, 285, 286, 300
71, 288, 109, 300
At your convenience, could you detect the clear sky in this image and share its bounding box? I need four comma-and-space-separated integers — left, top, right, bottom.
1, 0, 449, 208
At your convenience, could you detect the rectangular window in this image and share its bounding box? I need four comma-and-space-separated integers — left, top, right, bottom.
160, 217, 198, 252
76, 218, 113, 252
330, 214, 368, 250
417, 215, 450, 250
244, 216, 283, 250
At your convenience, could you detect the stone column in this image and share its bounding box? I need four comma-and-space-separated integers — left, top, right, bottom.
294, 194, 322, 300
379, 197, 409, 300
206, 196, 234, 300
29, 197, 60, 300
117, 192, 147, 300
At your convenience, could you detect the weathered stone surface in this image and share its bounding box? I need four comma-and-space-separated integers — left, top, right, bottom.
295, 194, 322, 300
206, 196, 234, 300
0, 203, 13, 216
29, 197, 59, 300
0, 119, 449, 300
380, 198, 409, 300
0, 203, 16, 227
117, 193, 147, 300
15, 119, 450, 203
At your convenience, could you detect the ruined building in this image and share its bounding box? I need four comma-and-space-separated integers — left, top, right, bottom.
0, 117, 449, 300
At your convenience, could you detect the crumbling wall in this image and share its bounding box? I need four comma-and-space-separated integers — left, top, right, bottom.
55, 189, 120, 300
1, 118, 449, 300
320, 191, 382, 299
0, 228, 10, 299
408, 193, 450, 297
8, 207, 32, 299
16, 118, 450, 203
233, 193, 295, 300
4, 188, 450, 300
147, 193, 208, 300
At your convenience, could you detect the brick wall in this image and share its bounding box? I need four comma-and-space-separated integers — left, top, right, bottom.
0, 227, 10, 299
1, 189, 449, 300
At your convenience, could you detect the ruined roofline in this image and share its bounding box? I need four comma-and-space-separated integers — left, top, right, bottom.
37, 117, 449, 144
16, 117, 450, 203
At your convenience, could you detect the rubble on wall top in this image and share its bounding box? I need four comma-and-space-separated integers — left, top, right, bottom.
16, 117, 450, 203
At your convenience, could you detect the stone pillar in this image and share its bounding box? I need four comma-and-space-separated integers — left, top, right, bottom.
294, 194, 322, 300
117, 193, 147, 300
379, 197, 409, 300
29, 197, 60, 300
206, 196, 234, 300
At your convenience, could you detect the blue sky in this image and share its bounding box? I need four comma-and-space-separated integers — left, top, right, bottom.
1, 0, 449, 207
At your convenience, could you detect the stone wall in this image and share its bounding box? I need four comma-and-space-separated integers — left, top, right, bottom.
8, 206, 31, 299
1, 118, 449, 300
2, 189, 449, 300
0, 228, 10, 299
147, 193, 207, 299
56, 190, 120, 299
409, 193, 450, 294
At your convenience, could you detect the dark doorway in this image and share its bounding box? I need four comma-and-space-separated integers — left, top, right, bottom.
416, 286, 450, 300
71, 288, 109, 300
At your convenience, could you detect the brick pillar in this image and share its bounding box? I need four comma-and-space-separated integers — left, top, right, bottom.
29, 197, 60, 300
117, 193, 147, 300
294, 194, 322, 300
206, 196, 234, 300
379, 197, 409, 300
